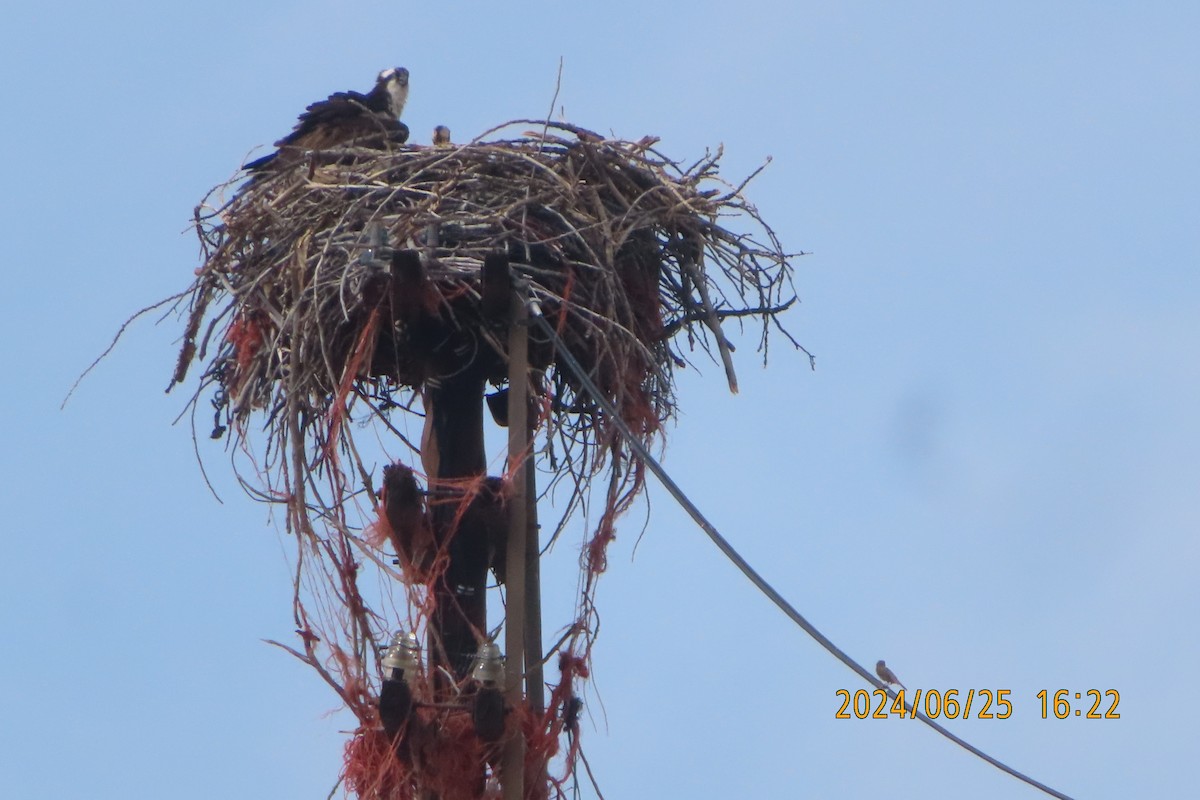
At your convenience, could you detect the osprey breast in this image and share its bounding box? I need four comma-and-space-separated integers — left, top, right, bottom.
379, 67, 410, 118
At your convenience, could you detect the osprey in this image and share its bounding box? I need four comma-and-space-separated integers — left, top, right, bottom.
244, 67, 411, 173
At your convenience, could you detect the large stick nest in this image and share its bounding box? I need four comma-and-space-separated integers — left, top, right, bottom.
174, 120, 802, 469
168, 119, 805, 796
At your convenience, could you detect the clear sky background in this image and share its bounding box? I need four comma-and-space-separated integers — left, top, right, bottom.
2, 2, 1196, 798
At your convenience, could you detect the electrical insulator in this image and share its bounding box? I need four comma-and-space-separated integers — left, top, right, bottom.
379, 630, 420, 741
470, 641, 504, 686
470, 641, 507, 742
473, 686, 506, 743
381, 630, 421, 682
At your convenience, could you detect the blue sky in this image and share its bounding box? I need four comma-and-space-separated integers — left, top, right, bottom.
2, 2, 1197, 797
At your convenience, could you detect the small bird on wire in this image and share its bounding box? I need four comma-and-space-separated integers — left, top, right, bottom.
875, 659, 906, 691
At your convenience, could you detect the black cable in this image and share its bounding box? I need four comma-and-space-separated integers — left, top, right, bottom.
530, 310, 1074, 800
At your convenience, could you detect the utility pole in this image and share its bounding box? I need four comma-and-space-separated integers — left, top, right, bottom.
502, 285, 529, 800
524, 428, 544, 718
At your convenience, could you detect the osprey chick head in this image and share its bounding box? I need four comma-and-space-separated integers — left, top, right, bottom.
376, 67, 410, 118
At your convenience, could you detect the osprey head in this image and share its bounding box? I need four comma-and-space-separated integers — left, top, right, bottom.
376, 67, 410, 118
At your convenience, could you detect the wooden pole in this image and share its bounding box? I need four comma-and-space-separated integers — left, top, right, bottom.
502, 287, 529, 800
523, 452, 546, 797
524, 458, 544, 716
425, 370, 488, 682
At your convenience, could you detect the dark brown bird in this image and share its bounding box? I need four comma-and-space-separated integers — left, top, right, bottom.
244, 67, 410, 173
381, 462, 435, 580
875, 659, 906, 691
433, 125, 452, 146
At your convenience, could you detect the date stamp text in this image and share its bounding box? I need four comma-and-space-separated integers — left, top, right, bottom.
834, 688, 1120, 720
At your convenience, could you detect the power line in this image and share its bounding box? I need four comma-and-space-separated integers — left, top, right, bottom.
531, 310, 1075, 800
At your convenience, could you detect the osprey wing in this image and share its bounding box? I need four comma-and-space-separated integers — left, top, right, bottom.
244, 89, 406, 174
281, 90, 375, 147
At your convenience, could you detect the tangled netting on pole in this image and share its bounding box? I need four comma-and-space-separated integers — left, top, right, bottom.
169, 119, 804, 798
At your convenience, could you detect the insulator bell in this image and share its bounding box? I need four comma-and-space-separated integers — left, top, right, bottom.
470, 641, 504, 686
381, 629, 421, 682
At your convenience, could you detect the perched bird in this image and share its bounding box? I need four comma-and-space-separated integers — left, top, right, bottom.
244, 67, 411, 173
433, 125, 452, 146
380, 462, 435, 581
875, 659, 906, 691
